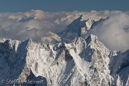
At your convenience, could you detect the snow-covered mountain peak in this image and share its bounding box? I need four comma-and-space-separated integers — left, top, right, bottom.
59, 16, 108, 44
1, 33, 129, 86
85, 34, 109, 52
85, 18, 95, 30
0, 13, 129, 85
60, 15, 87, 41
0, 35, 111, 86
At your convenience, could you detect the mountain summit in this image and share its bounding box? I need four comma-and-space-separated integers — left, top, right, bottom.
60, 15, 107, 43
1, 34, 129, 86
0, 14, 129, 86
61, 15, 87, 41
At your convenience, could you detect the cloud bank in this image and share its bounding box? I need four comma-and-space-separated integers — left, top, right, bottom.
88, 13, 129, 51
0, 10, 114, 41
0, 9, 128, 51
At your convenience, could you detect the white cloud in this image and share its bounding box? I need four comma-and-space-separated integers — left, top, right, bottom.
88, 13, 129, 51
0, 10, 71, 41
0, 10, 127, 51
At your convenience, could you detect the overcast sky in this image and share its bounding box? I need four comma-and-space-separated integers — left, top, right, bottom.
0, 0, 129, 12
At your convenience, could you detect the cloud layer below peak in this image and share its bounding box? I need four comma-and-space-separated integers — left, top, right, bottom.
0, 10, 129, 51
88, 13, 129, 51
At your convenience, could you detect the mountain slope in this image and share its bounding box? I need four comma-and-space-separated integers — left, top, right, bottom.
60, 15, 107, 43
1, 34, 129, 86
0, 34, 119, 86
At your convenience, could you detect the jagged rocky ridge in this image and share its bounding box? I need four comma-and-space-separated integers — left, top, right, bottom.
60, 15, 106, 43
41, 15, 106, 44
0, 34, 129, 86
1, 15, 129, 86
